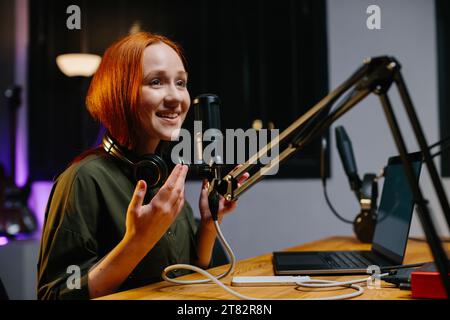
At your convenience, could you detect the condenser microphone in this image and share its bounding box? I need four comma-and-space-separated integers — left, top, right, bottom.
335, 125, 379, 243
193, 94, 221, 132
192, 94, 223, 180
335, 125, 361, 199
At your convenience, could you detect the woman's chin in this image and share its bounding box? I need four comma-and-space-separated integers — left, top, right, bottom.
157, 128, 182, 142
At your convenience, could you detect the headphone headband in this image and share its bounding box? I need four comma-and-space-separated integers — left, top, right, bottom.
102, 134, 135, 166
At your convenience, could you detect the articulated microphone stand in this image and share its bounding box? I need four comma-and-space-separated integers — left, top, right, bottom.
208, 56, 450, 297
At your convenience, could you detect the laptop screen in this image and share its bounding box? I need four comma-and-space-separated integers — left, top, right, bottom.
371, 152, 423, 263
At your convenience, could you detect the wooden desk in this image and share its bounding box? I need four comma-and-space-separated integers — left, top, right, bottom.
98, 236, 449, 300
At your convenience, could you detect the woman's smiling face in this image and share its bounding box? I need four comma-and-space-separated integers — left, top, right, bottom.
138, 42, 190, 152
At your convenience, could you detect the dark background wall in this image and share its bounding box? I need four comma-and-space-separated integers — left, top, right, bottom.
436, 0, 450, 177
28, 0, 329, 181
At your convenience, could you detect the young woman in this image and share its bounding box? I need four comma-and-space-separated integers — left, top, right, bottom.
37, 32, 247, 299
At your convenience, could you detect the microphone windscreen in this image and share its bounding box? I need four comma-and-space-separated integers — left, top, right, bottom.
192, 94, 223, 178
193, 94, 221, 132
335, 125, 361, 193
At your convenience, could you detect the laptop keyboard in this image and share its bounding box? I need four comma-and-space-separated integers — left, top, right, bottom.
324, 252, 373, 269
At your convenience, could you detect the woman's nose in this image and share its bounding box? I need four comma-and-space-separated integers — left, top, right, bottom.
164, 84, 183, 105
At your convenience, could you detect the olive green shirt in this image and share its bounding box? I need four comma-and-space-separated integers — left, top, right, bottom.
37, 150, 198, 300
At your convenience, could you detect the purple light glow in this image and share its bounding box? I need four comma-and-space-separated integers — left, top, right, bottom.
15, 120, 28, 187
14, 0, 29, 187
28, 181, 53, 234
0, 237, 9, 246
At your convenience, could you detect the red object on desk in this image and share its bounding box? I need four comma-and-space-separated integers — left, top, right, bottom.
410, 262, 449, 299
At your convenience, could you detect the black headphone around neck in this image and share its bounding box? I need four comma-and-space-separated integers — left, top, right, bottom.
102, 133, 169, 189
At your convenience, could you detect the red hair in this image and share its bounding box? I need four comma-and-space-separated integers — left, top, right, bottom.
86, 32, 186, 150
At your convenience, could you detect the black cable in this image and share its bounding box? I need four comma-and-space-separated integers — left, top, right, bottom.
428, 134, 450, 150
322, 178, 354, 224
430, 144, 450, 159
315, 88, 379, 226
428, 134, 450, 159
380, 262, 426, 272
320, 136, 354, 224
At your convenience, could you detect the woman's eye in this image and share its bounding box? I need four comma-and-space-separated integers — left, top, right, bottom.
176, 80, 187, 88
150, 79, 162, 86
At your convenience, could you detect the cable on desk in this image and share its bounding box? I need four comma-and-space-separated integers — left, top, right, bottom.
380, 263, 425, 271
162, 221, 235, 285
161, 221, 390, 300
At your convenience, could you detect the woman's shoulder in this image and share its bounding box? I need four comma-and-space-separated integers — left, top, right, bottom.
56, 149, 118, 186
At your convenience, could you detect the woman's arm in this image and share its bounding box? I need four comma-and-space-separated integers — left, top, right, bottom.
87, 233, 156, 298
88, 164, 188, 298
194, 219, 221, 269
194, 171, 249, 269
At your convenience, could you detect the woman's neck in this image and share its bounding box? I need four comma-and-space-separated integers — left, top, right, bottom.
135, 138, 160, 155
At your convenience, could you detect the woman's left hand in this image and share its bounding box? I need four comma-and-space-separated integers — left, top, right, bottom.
198, 168, 250, 227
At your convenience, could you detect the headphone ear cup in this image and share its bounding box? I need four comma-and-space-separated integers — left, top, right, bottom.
103, 133, 170, 190
134, 155, 168, 189
353, 173, 378, 243
353, 210, 377, 243
360, 174, 378, 206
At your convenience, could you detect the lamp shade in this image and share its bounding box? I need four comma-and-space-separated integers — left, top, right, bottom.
56, 53, 101, 77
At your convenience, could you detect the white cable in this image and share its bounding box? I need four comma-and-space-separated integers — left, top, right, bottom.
164, 263, 259, 300
297, 273, 389, 288
297, 281, 364, 300
295, 273, 389, 300
161, 221, 387, 300
162, 221, 235, 284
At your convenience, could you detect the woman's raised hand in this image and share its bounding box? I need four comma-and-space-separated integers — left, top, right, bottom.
124, 164, 189, 246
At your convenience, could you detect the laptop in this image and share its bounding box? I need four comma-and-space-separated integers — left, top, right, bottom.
273, 151, 423, 275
